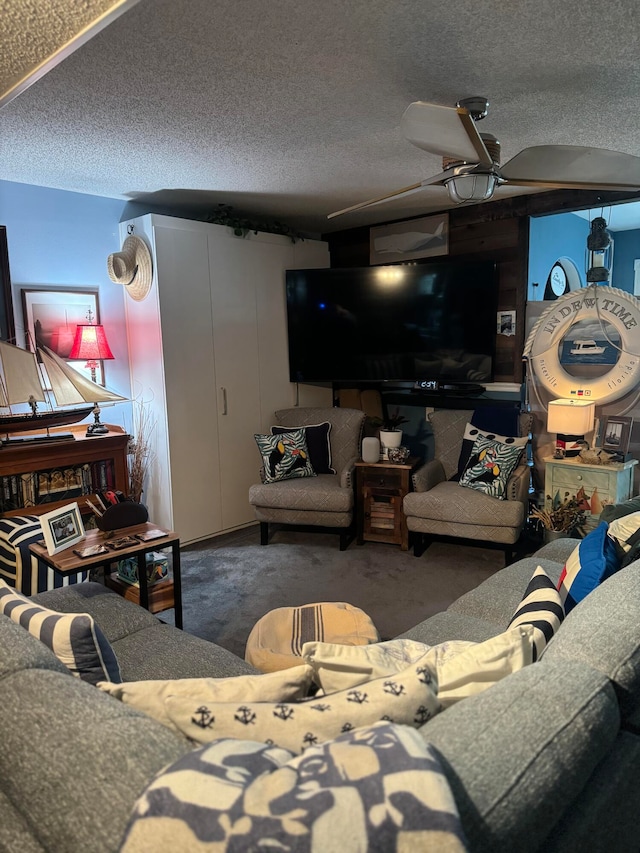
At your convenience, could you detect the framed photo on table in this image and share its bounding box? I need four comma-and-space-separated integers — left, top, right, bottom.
40, 502, 85, 555
600, 415, 633, 455
20, 287, 104, 385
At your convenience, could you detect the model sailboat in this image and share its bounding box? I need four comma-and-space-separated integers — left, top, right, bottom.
0, 341, 126, 439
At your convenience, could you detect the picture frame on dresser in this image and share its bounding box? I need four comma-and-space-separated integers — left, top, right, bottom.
600, 415, 633, 455
40, 501, 85, 555
20, 286, 104, 385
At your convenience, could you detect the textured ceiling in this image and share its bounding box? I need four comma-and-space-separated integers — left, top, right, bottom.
0, 0, 140, 106
1, 0, 639, 234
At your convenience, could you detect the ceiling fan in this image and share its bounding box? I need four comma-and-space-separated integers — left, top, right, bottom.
328, 96, 640, 219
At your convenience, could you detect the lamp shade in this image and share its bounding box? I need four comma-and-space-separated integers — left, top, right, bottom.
547, 399, 595, 435
69, 324, 114, 361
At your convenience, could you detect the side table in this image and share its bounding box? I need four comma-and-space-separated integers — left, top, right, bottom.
355, 457, 420, 550
29, 522, 183, 629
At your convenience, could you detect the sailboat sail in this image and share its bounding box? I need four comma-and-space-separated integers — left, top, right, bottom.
38, 346, 126, 406
0, 340, 47, 405
0, 339, 127, 437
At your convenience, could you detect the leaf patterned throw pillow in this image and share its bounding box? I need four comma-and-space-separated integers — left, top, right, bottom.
459, 435, 523, 499
255, 429, 316, 483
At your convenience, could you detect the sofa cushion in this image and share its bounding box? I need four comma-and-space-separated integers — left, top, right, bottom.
271, 421, 336, 474
0, 580, 121, 686
459, 436, 524, 499
540, 731, 640, 853
448, 556, 564, 626
397, 610, 502, 645
249, 473, 353, 512
255, 429, 316, 483
543, 562, 640, 727
33, 581, 159, 642
507, 566, 564, 660
403, 480, 524, 527
121, 723, 467, 853
0, 613, 69, 681
420, 659, 619, 852
557, 522, 621, 614
111, 623, 257, 681
0, 668, 189, 853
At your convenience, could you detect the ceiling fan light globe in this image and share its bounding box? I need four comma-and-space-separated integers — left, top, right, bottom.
446, 173, 497, 203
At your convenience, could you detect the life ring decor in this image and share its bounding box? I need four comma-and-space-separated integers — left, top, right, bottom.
523, 286, 640, 405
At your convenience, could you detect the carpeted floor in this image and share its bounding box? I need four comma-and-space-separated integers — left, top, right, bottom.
160, 525, 515, 660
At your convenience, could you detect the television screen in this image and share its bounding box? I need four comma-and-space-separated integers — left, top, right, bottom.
286, 260, 498, 383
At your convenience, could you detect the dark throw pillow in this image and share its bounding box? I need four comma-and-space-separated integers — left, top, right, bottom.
271, 422, 335, 474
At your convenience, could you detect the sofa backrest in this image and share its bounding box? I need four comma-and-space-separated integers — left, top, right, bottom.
274, 407, 365, 475
543, 560, 640, 728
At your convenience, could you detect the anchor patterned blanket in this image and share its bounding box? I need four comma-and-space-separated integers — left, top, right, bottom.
120, 721, 468, 853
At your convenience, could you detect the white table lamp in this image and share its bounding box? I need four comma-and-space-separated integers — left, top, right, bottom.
547, 399, 596, 457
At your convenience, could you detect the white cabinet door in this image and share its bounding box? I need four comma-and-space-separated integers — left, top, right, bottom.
208, 231, 262, 531
153, 223, 222, 543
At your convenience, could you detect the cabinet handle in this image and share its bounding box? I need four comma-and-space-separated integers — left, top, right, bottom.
576, 474, 582, 481
219, 387, 228, 415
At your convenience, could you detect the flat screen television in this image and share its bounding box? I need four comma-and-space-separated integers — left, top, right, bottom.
285, 260, 498, 384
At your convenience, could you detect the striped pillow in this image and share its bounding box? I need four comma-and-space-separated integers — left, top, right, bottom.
507, 566, 564, 660
0, 579, 121, 685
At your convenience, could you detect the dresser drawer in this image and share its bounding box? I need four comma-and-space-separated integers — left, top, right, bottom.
361, 470, 403, 490
547, 465, 614, 493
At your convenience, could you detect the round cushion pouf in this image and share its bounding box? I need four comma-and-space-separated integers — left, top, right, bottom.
245, 601, 380, 673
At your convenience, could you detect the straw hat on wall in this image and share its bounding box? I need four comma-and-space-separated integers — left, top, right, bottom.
107, 235, 153, 301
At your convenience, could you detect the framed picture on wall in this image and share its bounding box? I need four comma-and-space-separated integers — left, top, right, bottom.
0, 227, 16, 342
20, 287, 104, 385
369, 213, 449, 264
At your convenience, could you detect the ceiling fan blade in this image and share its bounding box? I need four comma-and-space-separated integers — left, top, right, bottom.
400, 102, 493, 166
327, 172, 448, 219
501, 145, 640, 191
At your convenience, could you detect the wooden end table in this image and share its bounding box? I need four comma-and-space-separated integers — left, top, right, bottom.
355, 457, 420, 550
29, 522, 183, 629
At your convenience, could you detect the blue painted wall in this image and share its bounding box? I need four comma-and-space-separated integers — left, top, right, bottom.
611, 228, 640, 293
528, 212, 590, 301
0, 180, 131, 423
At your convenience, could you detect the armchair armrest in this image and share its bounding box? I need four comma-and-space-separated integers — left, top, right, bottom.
505, 463, 531, 503
340, 455, 359, 489
411, 459, 446, 493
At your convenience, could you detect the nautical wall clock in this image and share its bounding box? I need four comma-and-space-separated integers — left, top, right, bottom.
543, 261, 571, 300
524, 286, 640, 404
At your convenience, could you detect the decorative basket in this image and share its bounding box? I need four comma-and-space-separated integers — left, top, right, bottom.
117, 551, 168, 586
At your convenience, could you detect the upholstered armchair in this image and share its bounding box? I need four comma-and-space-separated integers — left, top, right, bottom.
403, 409, 532, 564
249, 407, 366, 550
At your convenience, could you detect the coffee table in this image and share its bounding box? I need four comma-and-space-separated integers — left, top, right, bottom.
29, 522, 183, 629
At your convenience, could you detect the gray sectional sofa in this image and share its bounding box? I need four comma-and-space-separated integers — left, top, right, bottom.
1, 534, 639, 852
